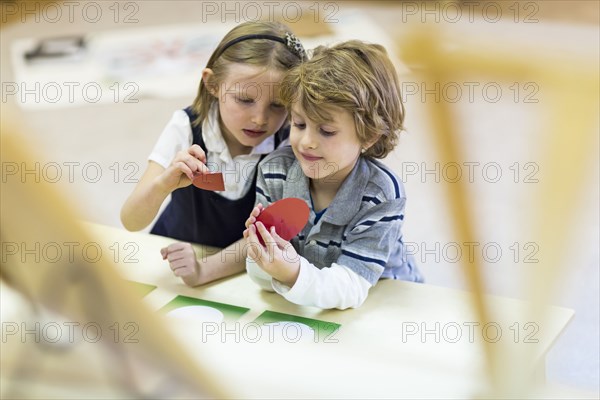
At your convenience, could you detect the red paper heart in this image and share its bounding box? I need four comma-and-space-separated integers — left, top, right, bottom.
192, 172, 225, 191
255, 198, 310, 245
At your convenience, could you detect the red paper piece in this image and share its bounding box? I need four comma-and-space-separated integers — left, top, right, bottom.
255, 198, 310, 245
192, 172, 225, 191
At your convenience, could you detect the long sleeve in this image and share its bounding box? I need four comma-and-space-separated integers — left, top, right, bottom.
271, 257, 372, 310
250, 148, 422, 309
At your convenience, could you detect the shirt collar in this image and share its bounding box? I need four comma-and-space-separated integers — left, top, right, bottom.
202, 103, 276, 160
283, 157, 369, 226
251, 135, 275, 155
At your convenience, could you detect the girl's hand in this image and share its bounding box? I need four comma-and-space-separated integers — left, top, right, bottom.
243, 204, 264, 237
246, 222, 300, 287
160, 242, 201, 286
157, 145, 209, 192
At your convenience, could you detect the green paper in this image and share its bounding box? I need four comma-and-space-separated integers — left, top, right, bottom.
160, 295, 249, 321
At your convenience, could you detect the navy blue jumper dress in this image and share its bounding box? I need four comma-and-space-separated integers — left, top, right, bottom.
151, 107, 288, 248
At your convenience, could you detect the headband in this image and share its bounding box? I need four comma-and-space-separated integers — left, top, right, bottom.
213, 32, 306, 61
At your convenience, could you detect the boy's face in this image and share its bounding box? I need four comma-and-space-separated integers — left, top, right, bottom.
289, 105, 363, 185
212, 64, 288, 152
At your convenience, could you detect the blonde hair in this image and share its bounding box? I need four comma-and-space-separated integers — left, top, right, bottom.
192, 21, 303, 127
280, 40, 405, 158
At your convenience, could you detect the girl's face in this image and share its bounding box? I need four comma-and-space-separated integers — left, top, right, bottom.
289, 105, 364, 186
210, 64, 288, 152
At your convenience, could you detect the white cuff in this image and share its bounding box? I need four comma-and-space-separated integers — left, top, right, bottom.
273, 258, 372, 310
245, 257, 275, 292
272, 257, 313, 299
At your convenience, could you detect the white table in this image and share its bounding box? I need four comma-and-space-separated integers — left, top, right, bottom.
79, 222, 574, 399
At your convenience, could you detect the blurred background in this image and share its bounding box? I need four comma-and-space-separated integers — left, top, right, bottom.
1, 0, 598, 395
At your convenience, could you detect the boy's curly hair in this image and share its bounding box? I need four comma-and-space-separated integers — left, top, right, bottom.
280, 40, 405, 159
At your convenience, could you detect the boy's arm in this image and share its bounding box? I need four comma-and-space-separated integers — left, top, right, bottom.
246, 224, 372, 309
272, 200, 407, 309
271, 258, 371, 310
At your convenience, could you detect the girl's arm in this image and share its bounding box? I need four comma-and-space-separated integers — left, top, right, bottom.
161, 239, 248, 287
120, 146, 208, 231
195, 240, 248, 284
120, 161, 172, 231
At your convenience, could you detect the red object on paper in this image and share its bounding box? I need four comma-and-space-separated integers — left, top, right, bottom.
192, 172, 225, 191
255, 198, 310, 245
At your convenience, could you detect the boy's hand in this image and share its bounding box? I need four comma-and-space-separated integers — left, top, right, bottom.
246, 222, 300, 287
158, 145, 209, 192
160, 242, 201, 286
243, 204, 264, 237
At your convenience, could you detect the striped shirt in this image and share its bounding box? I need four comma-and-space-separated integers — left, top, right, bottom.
256, 147, 422, 289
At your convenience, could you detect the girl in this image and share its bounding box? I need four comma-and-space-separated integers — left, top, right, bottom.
121, 21, 305, 286
244, 40, 423, 309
